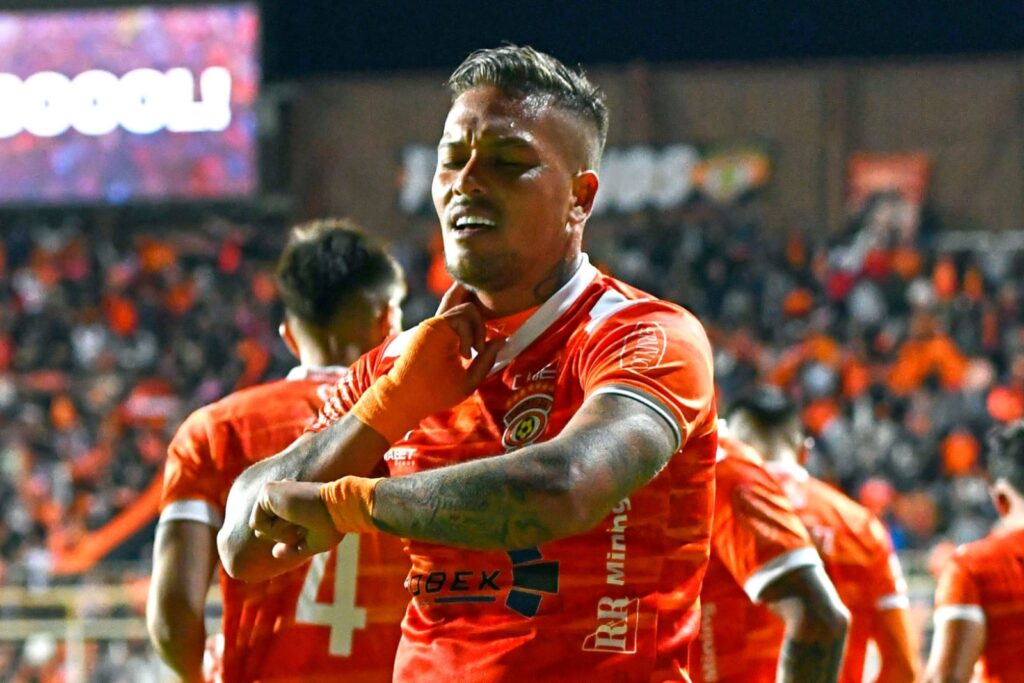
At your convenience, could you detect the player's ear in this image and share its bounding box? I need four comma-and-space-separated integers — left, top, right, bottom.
991, 479, 1007, 516
279, 321, 300, 360
372, 298, 403, 344
992, 481, 1011, 516
568, 170, 599, 226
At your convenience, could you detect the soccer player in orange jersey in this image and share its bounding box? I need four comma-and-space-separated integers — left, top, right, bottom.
691, 425, 849, 683
923, 420, 1024, 683
219, 46, 720, 681
728, 388, 919, 683
146, 220, 408, 683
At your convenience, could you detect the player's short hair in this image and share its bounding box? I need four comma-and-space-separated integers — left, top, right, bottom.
988, 420, 1024, 494
275, 218, 402, 328
447, 45, 608, 166
727, 386, 799, 430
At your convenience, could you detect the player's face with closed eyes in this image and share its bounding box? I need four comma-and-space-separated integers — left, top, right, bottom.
433, 85, 593, 302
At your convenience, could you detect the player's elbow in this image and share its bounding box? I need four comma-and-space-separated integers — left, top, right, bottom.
216, 524, 250, 581
765, 565, 850, 645
218, 482, 259, 581
217, 525, 281, 583
803, 596, 849, 644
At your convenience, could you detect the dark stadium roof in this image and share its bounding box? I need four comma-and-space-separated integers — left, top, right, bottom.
261, 0, 1024, 81
2, 0, 1022, 80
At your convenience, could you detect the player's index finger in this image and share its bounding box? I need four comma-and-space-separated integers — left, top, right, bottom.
436, 282, 471, 314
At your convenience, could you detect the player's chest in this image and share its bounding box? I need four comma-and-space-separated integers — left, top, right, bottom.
384, 348, 583, 475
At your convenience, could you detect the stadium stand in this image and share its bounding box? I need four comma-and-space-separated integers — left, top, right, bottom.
0, 191, 1015, 677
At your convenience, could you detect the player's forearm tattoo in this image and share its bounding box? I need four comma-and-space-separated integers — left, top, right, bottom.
371, 396, 672, 549
777, 637, 845, 683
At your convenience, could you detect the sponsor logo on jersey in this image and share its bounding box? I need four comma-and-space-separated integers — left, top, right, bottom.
618, 322, 667, 371
383, 447, 417, 467
583, 497, 638, 654
582, 596, 640, 654
407, 547, 559, 619
605, 497, 630, 586
501, 380, 555, 452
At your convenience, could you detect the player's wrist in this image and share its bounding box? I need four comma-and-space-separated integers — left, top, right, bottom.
350, 317, 471, 442
350, 375, 423, 443
319, 476, 382, 534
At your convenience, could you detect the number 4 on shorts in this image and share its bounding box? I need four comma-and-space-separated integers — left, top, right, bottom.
295, 533, 368, 656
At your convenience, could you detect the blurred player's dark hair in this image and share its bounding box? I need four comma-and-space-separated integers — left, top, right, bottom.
988, 420, 1024, 494
447, 44, 608, 166
725, 386, 805, 461
727, 386, 799, 430
275, 218, 403, 329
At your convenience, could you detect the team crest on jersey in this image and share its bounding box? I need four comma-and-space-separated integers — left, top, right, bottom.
501, 381, 555, 452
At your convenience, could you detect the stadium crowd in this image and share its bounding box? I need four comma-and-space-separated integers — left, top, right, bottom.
589, 193, 1013, 552
0, 191, 1017, 676
0, 212, 292, 589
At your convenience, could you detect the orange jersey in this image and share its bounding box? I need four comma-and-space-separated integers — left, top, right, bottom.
690, 434, 820, 683
160, 367, 406, 683
762, 461, 910, 683
314, 257, 718, 682
933, 526, 1024, 682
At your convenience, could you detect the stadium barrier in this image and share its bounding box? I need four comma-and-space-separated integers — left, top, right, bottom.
0, 551, 937, 681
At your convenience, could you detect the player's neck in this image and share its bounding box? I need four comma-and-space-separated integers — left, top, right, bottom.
300, 343, 359, 369
1000, 508, 1024, 531
473, 252, 582, 318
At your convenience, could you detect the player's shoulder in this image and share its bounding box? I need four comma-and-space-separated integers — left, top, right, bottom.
954, 527, 1024, 568
715, 437, 793, 512
210, 377, 315, 417
806, 477, 875, 529
588, 274, 701, 324
716, 434, 767, 479
577, 273, 709, 345
181, 376, 326, 436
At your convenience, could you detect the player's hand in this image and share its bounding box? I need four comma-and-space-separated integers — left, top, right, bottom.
416, 282, 507, 394
249, 480, 343, 560
350, 284, 506, 442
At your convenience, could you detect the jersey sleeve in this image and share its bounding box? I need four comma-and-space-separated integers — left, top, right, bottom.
160, 408, 224, 528
933, 551, 985, 624
714, 462, 820, 602
577, 303, 715, 450
866, 516, 910, 611
306, 344, 383, 433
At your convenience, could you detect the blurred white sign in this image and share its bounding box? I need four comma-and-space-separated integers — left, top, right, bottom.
0, 66, 232, 138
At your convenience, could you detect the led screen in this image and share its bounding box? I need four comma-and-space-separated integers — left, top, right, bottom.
0, 3, 259, 204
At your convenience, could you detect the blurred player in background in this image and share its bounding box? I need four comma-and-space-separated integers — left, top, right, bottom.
147, 220, 407, 682
729, 388, 918, 683
219, 46, 720, 682
690, 421, 848, 683
924, 420, 1024, 683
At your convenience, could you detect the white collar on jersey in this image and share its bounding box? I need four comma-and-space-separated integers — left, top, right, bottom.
382, 254, 599, 373
764, 459, 810, 482
285, 365, 348, 381
488, 253, 599, 374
